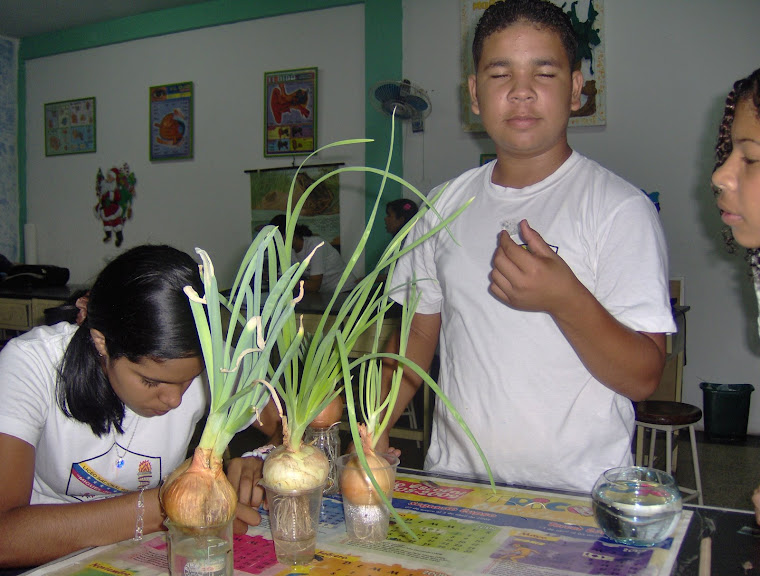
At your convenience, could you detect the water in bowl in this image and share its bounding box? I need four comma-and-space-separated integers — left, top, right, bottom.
592, 468, 682, 547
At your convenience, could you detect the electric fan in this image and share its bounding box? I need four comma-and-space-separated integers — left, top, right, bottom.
370, 79, 432, 133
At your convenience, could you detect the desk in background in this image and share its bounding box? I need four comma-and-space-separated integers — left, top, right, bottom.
0, 284, 85, 334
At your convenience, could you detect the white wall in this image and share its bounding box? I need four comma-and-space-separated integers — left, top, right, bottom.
24, 0, 760, 434
402, 0, 760, 432
25, 5, 364, 287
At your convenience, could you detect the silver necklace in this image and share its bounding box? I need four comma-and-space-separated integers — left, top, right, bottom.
114, 416, 139, 469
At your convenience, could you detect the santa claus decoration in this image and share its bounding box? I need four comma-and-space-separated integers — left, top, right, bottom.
94, 163, 136, 247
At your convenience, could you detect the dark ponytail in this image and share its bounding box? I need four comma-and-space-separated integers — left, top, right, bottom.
57, 245, 203, 436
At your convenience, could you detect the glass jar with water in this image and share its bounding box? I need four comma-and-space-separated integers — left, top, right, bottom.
592, 466, 682, 547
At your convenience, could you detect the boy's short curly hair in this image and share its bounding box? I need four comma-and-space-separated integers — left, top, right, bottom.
472, 0, 578, 71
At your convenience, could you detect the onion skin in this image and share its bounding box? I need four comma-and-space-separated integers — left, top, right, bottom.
262, 443, 329, 491
309, 395, 344, 429
160, 447, 237, 527
339, 452, 395, 506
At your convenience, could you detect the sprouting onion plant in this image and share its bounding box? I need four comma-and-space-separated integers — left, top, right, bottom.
161, 113, 493, 537
159, 224, 318, 528
336, 276, 494, 539
258, 117, 494, 540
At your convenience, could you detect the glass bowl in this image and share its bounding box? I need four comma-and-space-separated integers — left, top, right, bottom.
591, 466, 682, 547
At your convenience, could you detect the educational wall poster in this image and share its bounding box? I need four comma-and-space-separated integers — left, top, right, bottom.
264, 67, 317, 157
149, 81, 193, 161
461, 0, 606, 130
248, 162, 341, 248
44, 97, 96, 156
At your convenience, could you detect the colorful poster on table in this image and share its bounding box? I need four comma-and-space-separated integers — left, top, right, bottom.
30, 471, 690, 576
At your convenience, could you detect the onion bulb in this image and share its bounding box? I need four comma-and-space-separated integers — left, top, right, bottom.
262, 443, 329, 491
309, 395, 344, 429
160, 447, 237, 527
339, 452, 395, 506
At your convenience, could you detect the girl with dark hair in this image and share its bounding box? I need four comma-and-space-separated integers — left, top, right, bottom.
711, 67, 760, 522
269, 214, 357, 293
712, 68, 760, 273
0, 245, 277, 567
384, 198, 419, 236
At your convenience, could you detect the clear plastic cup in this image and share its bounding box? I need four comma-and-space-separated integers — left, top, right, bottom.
304, 425, 341, 495
261, 482, 324, 565
336, 453, 399, 542
165, 518, 233, 576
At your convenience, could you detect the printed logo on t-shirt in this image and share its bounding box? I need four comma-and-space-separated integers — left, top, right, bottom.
66, 447, 159, 501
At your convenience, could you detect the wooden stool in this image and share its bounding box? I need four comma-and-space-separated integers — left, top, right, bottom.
634, 400, 704, 505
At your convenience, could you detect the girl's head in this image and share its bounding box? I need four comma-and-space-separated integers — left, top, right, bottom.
384, 199, 419, 235
86, 244, 203, 361
712, 68, 760, 257
58, 244, 204, 434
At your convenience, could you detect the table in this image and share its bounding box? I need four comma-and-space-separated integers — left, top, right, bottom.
14, 468, 759, 576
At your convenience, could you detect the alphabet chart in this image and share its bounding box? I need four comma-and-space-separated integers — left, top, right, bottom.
30, 471, 690, 576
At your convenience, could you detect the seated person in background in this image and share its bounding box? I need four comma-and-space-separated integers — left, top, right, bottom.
269, 214, 357, 294
372, 199, 421, 285
384, 198, 419, 238
0, 245, 278, 568
710, 67, 760, 522
379, 0, 675, 493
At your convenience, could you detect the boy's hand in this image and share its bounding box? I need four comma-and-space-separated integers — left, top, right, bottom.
490, 219, 581, 315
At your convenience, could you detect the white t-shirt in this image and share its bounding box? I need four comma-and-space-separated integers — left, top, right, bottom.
296, 235, 357, 293
392, 152, 676, 493
0, 323, 206, 504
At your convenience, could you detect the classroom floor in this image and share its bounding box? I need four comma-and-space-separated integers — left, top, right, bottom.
665, 431, 760, 512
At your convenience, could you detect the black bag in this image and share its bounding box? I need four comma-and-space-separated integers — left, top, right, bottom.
1, 265, 70, 289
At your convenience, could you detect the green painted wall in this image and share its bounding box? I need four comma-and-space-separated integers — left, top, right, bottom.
17, 0, 401, 268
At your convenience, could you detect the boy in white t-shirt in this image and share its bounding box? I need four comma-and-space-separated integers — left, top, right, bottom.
380, 0, 675, 493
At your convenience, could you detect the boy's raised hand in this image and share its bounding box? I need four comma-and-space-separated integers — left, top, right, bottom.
489, 219, 581, 315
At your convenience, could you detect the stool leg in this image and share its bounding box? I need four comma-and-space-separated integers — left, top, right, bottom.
648, 428, 657, 467
689, 425, 704, 505
635, 425, 645, 466
665, 429, 672, 475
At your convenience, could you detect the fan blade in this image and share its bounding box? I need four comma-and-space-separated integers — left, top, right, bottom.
375, 83, 401, 102
403, 94, 429, 113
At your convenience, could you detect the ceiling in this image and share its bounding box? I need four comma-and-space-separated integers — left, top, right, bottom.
0, 0, 210, 39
